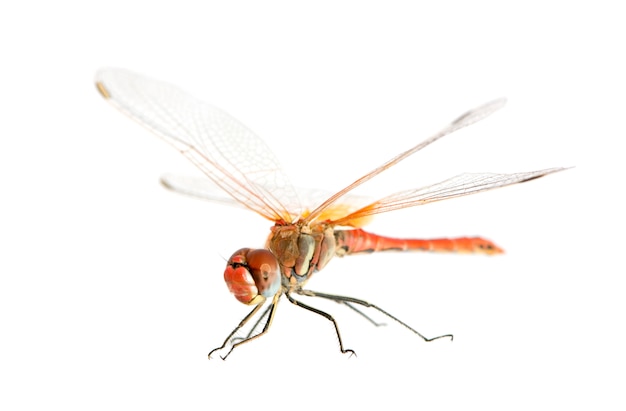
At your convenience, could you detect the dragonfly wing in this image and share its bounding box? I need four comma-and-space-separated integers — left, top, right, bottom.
303, 98, 508, 224
160, 173, 246, 208
161, 173, 374, 225
329, 167, 567, 226
95, 68, 301, 222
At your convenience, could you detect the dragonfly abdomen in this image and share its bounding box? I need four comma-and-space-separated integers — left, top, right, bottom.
334, 229, 504, 255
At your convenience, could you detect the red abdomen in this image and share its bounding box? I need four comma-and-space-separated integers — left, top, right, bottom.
334, 229, 503, 255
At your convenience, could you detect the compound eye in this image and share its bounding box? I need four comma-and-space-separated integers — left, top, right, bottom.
223, 249, 281, 305
246, 249, 281, 298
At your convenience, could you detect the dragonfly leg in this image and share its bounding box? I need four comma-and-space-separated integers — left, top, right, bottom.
208, 293, 280, 360
230, 303, 274, 344
284, 292, 356, 357
298, 289, 453, 342
341, 301, 387, 327
208, 303, 264, 360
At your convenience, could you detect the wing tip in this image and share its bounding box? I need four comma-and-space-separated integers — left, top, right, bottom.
95, 81, 111, 99
159, 174, 176, 191
522, 166, 572, 183
451, 97, 508, 127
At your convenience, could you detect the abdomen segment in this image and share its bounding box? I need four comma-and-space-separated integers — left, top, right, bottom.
334, 229, 503, 255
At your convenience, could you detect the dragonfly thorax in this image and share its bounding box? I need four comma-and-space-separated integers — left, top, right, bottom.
266, 222, 337, 289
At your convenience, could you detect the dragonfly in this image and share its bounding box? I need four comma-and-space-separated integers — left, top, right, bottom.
95, 68, 565, 359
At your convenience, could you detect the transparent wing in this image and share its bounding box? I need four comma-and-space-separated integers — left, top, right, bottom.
303, 98, 508, 224
160, 173, 374, 226
95, 68, 300, 222
328, 167, 567, 226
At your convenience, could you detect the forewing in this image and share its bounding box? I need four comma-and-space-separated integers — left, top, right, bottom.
95, 68, 301, 222
302, 98, 508, 224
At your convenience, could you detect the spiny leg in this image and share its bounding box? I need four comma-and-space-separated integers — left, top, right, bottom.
342, 301, 387, 327
220, 292, 282, 360
284, 292, 356, 357
208, 293, 279, 360
231, 302, 274, 344
208, 302, 265, 359
298, 289, 453, 342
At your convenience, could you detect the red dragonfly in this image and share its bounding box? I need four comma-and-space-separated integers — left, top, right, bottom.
96, 69, 565, 359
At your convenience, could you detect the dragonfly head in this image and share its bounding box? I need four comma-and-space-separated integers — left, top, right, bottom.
224, 248, 281, 305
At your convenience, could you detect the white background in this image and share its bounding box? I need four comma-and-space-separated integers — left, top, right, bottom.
1, 1, 622, 409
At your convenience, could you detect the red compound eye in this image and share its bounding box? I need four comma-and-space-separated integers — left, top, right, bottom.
223, 249, 281, 305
